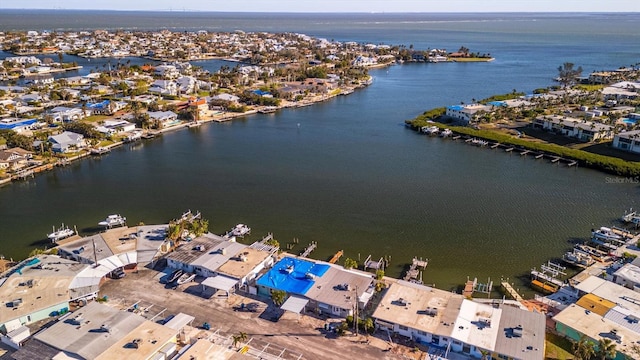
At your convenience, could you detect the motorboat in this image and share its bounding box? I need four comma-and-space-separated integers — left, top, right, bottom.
231, 224, 251, 237
168, 269, 184, 283
176, 272, 196, 285
591, 226, 623, 242
421, 125, 440, 135
98, 214, 126, 228
439, 128, 453, 137
47, 224, 75, 242
562, 250, 595, 269
90, 147, 110, 155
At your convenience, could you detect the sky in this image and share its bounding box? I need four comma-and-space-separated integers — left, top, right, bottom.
1, 0, 639, 13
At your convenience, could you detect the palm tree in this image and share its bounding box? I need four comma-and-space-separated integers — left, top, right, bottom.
271, 289, 286, 306
596, 338, 617, 360
232, 331, 248, 348
572, 335, 595, 360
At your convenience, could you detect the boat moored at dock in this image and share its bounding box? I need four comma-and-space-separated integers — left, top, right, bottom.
421, 125, 440, 135
591, 226, 623, 242
98, 214, 126, 228
176, 272, 195, 285
47, 224, 75, 242
230, 224, 251, 237
439, 128, 453, 137
562, 249, 595, 269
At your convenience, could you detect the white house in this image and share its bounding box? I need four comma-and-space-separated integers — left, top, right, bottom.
48, 131, 86, 153
446, 104, 493, 124
613, 130, 640, 154
49, 106, 85, 122
373, 281, 545, 360
532, 115, 613, 142
95, 119, 136, 135
147, 110, 178, 128
148, 80, 178, 96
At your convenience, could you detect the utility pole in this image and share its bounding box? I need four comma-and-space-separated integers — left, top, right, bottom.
354, 285, 359, 336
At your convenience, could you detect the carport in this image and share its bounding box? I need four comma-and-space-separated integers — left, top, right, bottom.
280, 295, 309, 314
201, 275, 238, 297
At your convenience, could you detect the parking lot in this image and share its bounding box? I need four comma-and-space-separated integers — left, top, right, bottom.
98, 267, 407, 360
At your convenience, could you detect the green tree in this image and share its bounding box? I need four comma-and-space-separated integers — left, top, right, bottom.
596, 338, 617, 360
572, 335, 595, 360
344, 258, 358, 270
232, 331, 248, 348
557, 62, 583, 88
375, 269, 385, 280
271, 289, 286, 306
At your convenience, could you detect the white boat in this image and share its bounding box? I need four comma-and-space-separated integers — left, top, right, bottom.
440, 128, 453, 137
470, 138, 489, 146
48, 224, 75, 242
124, 131, 143, 143
622, 209, 640, 225
562, 250, 595, 269
231, 224, 251, 237
98, 214, 126, 228
591, 226, 623, 242
176, 272, 195, 285
421, 125, 440, 135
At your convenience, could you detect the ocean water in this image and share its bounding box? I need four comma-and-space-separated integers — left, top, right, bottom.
0, 12, 639, 292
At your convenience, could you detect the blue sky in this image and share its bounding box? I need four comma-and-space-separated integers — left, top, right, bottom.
2, 1, 639, 12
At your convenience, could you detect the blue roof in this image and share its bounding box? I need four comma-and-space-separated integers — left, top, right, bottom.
256, 256, 330, 295
0, 119, 37, 130
253, 90, 271, 96
86, 100, 110, 109
447, 105, 464, 111
488, 101, 508, 107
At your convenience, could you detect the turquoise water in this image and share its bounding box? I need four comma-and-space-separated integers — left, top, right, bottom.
0, 13, 639, 293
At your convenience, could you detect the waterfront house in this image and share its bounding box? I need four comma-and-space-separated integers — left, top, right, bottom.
210, 93, 240, 103
612, 261, 640, 290
0, 255, 90, 336
612, 130, 640, 154
147, 111, 179, 128
85, 100, 125, 116
255, 256, 375, 318
47, 131, 86, 153
0, 147, 32, 171
48, 106, 85, 122
445, 104, 493, 124
554, 276, 640, 360
95, 119, 136, 135
372, 280, 545, 360
532, 115, 613, 142
165, 234, 276, 296
148, 80, 178, 96
12, 301, 177, 360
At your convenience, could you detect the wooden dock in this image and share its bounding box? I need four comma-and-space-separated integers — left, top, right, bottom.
535, 154, 544, 159
520, 150, 530, 156
452, 135, 461, 140
550, 157, 561, 163
505, 147, 514, 152
567, 161, 577, 167
403, 257, 428, 283
328, 250, 344, 264
300, 241, 317, 257
490, 143, 500, 149
500, 281, 524, 302
463, 279, 476, 297
364, 255, 384, 271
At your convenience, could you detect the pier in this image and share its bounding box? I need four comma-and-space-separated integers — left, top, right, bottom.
363, 255, 385, 271
500, 281, 524, 302
403, 257, 428, 283
328, 250, 343, 264
505, 147, 514, 152
490, 143, 500, 149
520, 150, 530, 156
300, 241, 317, 257
535, 154, 544, 159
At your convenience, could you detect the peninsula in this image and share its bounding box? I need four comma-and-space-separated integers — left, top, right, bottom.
0, 29, 490, 184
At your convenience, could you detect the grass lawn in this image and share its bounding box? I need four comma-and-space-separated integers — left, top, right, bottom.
574, 84, 606, 91
545, 332, 574, 360
81, 115, 111, 123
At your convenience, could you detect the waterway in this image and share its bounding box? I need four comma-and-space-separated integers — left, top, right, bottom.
0, 12, 639, 293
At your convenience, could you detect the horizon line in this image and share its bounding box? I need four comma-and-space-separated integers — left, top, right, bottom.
1, 8, 639, 14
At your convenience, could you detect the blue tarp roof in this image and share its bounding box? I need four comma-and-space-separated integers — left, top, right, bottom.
86, 100, 110, 109
0, 119, 37, 129
253, 90, 271, 96
488, 101, 508, 107
256, 257, 330, 295
447, 105, 464, 111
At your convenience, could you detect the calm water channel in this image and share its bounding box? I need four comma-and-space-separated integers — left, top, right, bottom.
1, 12, 639, 292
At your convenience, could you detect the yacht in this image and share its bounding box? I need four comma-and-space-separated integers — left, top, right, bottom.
622, 209, 640, 225
98, 214, 126, 228
168, 269, 184, 283
231, 224, 251, 237
47, 224, 75, 242
591, 226, 623, 243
